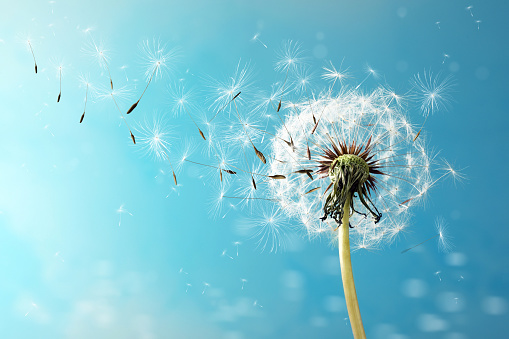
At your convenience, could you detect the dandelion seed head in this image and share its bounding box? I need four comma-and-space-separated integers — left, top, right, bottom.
275, 40, 306, 73
134, 112, 174, 161
411, 70, 455, 117
140, 38, 180, 82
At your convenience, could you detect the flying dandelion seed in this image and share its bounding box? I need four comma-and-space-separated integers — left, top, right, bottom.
26, 38, 38, 74
411, 70, 455, 141
476, 20, 482, 30
253, 300, 263, 308
233, 241, 242, 256
221, 249, 234, 260
355, 64, 378, 89
251, 32, 268, 48
120, 65, 129, 81
207, 59, 254, 122
127, 39, 180, 115
134, 112, 178, 185
179, 268, 188, 275
435, 270, 442, 282
116, 204, 133, 227
202, 282, 210, 294
97, 84, 137, 144
435, 21, 441, 29
54, 62, 64, 102
401, 217, 453, 253
24, 302, 38, 317
466, 5, 474, 17
168, 82, 206, 140
441, 53, 450, 65
83, 36, 114, 90
241, 278, 247, 290
78, 74, 93, 123
185, 283, 192, 293
275, 40, 306, 112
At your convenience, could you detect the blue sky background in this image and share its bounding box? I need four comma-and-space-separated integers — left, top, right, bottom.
0, 0, 508, 338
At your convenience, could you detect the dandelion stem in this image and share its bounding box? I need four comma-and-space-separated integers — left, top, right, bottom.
339, 195, 366, 339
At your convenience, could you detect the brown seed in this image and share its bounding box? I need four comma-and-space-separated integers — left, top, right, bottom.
294, 169, 313, 174
35, 64, 38, 74
307, 145, 311, 160
252, 176, 257, 190
220, 169, 223, 182
305, 187, 321, 195
173, 172, 178, 185
284, 139, 292, 147
224, 169, 236, 175
57, 92, 61, 103
312, 114, 317, 124
306, 172, 313, 180
277, 100, 282, 112
232, 91, 241, 100
311, 120, 319, 134
323, 182, 333, 196
413, 130, 421, 142
199, 128, 206, 140
130, 132, 136, 144
399, 198, 413, 205
110, 79, 113, 90
127, 100, 139, 114
253, 146, 266, 164
80, 112, 85, 123
269, 175, 286, 179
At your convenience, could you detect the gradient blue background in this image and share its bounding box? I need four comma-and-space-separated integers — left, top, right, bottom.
0, 1, 507, 338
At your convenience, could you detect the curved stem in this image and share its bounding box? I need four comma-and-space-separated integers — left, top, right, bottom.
339, 196, 366, 339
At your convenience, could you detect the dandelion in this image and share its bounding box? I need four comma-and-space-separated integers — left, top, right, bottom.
201, 44, 458, 339
127, 39, 179, 115
134, 113, 178, 184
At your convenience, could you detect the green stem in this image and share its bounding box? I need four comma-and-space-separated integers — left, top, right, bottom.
339, 195, 366, 339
